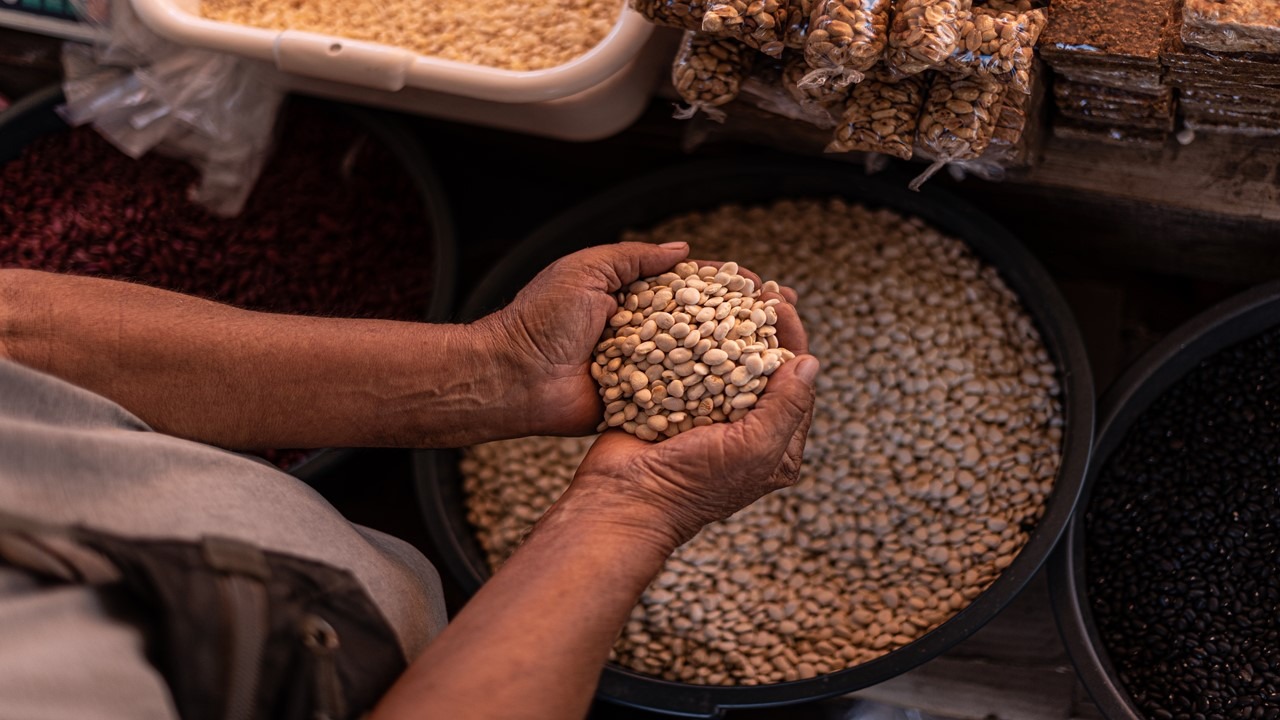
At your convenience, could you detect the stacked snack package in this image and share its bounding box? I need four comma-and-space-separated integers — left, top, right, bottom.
1167, 0, 1280, 136
1039, 0, 1180, 147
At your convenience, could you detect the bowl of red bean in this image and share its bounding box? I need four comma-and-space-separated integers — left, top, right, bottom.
0, 86, 455, 473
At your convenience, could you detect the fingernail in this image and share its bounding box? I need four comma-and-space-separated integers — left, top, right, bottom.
795, 356, 819, 384
659, 241, 687, 249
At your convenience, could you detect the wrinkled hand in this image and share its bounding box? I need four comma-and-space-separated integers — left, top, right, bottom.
565, 295, 817, 549
481, 241, 694, 438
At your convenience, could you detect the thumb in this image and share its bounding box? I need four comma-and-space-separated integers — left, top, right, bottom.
574, 241, 691, 292
740, 355, 819, 453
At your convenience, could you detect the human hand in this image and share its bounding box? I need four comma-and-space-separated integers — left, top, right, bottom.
478, 241, 697, 438
559, 293, 816, 550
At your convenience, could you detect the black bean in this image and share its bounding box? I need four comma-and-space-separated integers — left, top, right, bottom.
1086, 327, 1280, 718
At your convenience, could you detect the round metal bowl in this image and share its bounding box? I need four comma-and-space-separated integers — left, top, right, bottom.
415, 158, 1095, 717
1049, 281, 1280, 719
0, 86, 457, 477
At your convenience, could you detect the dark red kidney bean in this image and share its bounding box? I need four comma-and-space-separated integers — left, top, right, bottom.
0, 100, 436, 469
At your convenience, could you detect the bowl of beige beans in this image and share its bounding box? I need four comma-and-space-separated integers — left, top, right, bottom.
415, 159, 1094, 716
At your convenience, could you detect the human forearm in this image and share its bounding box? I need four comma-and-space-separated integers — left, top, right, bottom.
0, 269, 525, 449
371, 486, 677, 720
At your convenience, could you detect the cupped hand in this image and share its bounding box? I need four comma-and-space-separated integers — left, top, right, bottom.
480, 241, 693, 438
569, 352, 819, 549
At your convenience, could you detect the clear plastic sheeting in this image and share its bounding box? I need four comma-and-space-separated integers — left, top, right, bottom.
60, 0, 284, 216
1182, 0, 1280, 54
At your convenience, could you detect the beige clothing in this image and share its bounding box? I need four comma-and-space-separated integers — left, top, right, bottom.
0, 359, 448, 718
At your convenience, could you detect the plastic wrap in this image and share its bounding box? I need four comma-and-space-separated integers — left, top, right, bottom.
58, 0, 283, 217
952, 59, 1045, 178
826, 71, 928, 159
703, 0, 791, 56
886, 0, 968, 76
945, 6, 1047, 93
632, 0, 715, 31
800, 0, 890, 88
738, 58, 840, 127
784, 54, 851, 109
672, 32, 755, 121
784, 0, 815, 49
911, 73, 1005, 188
1182, 0, 1280, 54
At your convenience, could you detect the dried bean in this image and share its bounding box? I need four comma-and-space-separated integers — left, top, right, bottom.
593, 259, 793, 440
1087, 326, 1280, 718
204, 0, 619, 71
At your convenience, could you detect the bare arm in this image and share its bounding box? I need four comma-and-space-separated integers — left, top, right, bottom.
0, 242, 693, 450
0, 268, 517, 449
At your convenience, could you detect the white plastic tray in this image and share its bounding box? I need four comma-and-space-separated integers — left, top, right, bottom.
278, 31, 675, 141
128, 0, 655, 104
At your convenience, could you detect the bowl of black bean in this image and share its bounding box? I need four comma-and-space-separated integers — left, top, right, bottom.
1050, 281, 1280, 720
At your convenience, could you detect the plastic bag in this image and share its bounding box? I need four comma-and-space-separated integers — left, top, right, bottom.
784, 54, 851, 110
951, 59, 1045, 177
1182, 0, 1280, 54
784, 0, 815, 49
911, 73, 1005, 188
738, 58, 840, 127
703, 0, 791, 56
631, 0, 715, 31
945, 6, 1047, 93
886, 0, 968, 76
672, 32, 755, 122
826, 71, 928, 159
801, 0, 890, 89
59, 0, 284, 217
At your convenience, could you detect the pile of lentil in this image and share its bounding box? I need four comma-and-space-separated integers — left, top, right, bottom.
461, 198, 1063, 685
201, 0, 620, 72
1086, 326, 1280, 719
0, 101, 436, 467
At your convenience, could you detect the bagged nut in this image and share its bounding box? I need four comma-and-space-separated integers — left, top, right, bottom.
784, 54, 852, 115
911, 74, 1006, 188
592, 260, 795, 441
945, 6, 1048, 94
703, 0, 791, 56
631, 0, 716, 31
886, 0, 968, 76
1182, 0, 1280, 54
784, 0, 815, 49
800, 0, 890, 88
826, 71, 929, 159
672, 32, 755, 122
